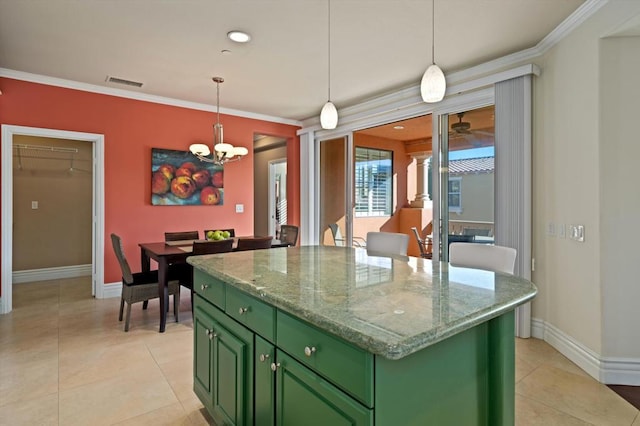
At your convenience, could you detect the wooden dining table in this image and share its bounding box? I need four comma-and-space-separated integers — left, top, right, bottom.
139, 237, 289, 332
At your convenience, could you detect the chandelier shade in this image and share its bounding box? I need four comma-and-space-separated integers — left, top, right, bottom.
421, 0, 446, 104
189, 77, 247, 165
320, 101, 338, 129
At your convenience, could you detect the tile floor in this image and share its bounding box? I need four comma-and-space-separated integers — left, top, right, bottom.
1, 277, 639, 425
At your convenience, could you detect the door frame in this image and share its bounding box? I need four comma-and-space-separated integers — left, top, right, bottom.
1, 125, 105, 314
268, 158, 287, 238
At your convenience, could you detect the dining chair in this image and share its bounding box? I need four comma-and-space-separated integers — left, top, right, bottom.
204, 228, 236, 238
365, 231, 409, 257
411, 227, 433, 259
449, 242, 517, 274
175, 239, 234, 312
235, 236, 274, 251
111, 233, 181, 331
279, 225, 299, 246
328, 223, 366, 247
165, 231, 199, 241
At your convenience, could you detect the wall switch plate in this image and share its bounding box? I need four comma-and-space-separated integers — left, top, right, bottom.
569, 225, 585, 242
31, 201, 38, 209
547, 222, 556, 237
235, 204, 244, 213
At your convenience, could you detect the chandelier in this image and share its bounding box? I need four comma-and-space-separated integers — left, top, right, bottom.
189, 77, 248, 165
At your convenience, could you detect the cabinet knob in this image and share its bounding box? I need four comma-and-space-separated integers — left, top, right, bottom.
270, 362, 281, 372
304, 346, 316, 357
239, 307, 249, 315
200, 284, 209, 291
259, 353, 270, 362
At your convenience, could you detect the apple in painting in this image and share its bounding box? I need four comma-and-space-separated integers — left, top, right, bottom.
191, 169, 211, 189
200, 186, 221, 205
175, 162, 198, 178
170, 176, 197, 199
157, 164, 175, 180
211, 171, 224, 188
151, 171, 170, 194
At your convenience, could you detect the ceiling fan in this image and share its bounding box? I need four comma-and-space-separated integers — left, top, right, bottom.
449, 112, 494, 147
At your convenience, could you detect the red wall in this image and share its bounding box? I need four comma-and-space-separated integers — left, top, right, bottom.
0, 78, 300, 288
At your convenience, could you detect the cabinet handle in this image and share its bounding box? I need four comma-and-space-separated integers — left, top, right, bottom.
304, 346, 317, 357
205, 329, 213, 339
239, 307, 249, 315
270, 362, 281, 372
200, 284, 209, 291
259, 353, 270, 362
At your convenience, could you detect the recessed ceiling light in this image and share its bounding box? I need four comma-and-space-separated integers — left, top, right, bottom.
393, 125, 405, 130
227, 31, 251, 43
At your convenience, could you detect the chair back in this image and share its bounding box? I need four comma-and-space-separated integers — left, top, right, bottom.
165, 231, 199, 241
279, 225, 299, 246
411, 226, 432, 258
204, 228, 236, 238
328, 223, 344, 246
449, 243, 517, 274
110, 233, 133, 284
365, 232, 409, 257
236, 236, 273, 251
192, 239, 234, 255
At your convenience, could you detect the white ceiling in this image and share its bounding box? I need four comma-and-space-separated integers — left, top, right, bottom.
0, 0, 586, 123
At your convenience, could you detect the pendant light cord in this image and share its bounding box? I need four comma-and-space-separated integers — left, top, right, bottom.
431, 0, 435, 65
327, 0, 332, 101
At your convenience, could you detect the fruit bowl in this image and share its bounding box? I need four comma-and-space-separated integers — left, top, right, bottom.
206, 230, 232, 241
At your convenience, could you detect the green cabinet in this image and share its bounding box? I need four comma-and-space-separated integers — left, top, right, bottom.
273, 350, 372, 426
194, 295, 254, 426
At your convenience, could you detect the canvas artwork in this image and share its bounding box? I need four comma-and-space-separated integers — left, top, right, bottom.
151, 148, 223, 206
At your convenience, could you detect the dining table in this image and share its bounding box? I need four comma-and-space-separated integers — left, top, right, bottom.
139, 237, 288, 332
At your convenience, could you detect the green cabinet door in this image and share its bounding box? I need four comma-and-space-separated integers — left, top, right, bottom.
210, 305, 255, 426
193, 297, 215, 414
274, 350, 373, 426
255, 335, 275, 426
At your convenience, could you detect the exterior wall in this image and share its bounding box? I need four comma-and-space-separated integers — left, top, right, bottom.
0, 78, 300, 289
12, 135, 92, 270
449, 172, 494, 223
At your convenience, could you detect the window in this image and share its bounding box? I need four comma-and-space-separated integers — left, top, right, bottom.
449, 177, 462, 213
355, 147, 392, 217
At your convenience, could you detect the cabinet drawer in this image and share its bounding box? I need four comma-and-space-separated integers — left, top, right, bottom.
226, 286, 276, 342
276, 311, 373, 407
193, 268, 225, 310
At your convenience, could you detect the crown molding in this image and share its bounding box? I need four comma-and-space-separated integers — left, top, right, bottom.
0, 68, 302, 127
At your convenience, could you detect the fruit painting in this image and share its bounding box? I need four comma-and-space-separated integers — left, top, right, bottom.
151, 148, 223, 206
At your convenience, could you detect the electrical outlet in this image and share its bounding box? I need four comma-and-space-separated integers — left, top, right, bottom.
235, 204, 244, 213
31, 201, 38, 209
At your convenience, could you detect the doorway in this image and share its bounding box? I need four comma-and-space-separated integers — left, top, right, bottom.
1, 125, 105, 314
268, 159, 287, 239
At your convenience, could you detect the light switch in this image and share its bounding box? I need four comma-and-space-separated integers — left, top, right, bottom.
235, 204, 244, 213
31, 201, 38, 209
569, 225, 585, 242
557, 223, 566, 239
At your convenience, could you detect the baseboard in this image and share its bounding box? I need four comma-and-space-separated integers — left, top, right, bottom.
531, 317, 640, 385
12, 264, 92, 283
101, 282, 122, 299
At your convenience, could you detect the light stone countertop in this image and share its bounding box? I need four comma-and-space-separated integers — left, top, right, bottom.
188, 245, 537, 360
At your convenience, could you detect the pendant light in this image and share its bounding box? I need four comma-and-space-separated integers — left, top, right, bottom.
189, 77, 248, 165
320, 0, 338, 129
420, 0, 446, 103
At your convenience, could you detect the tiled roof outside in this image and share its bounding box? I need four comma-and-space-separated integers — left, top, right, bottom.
448, 156, 494, 175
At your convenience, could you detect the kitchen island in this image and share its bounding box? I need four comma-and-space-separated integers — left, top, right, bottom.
188, 246, 537, 426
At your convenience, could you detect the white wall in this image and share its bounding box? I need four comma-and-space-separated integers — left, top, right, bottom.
600, 36, 640, 359
532, 0, 640, 369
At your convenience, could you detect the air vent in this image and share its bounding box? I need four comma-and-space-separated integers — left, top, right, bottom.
106, 76, 143, 88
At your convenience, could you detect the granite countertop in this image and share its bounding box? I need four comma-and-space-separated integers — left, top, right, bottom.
188, 246, 537, 360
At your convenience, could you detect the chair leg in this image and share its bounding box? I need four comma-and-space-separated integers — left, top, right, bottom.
119, 296, 125, 321
142, 300, 149, 310
174, 291, 180, 323
124, 302, 132, 332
